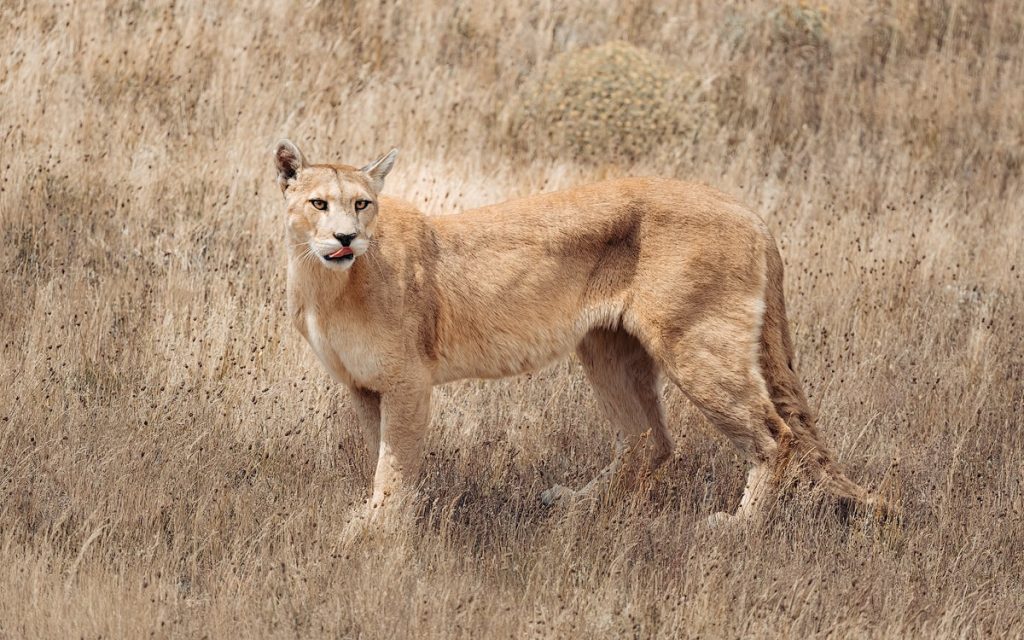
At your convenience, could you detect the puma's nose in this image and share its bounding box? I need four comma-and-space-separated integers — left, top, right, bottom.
333, 232, 357, 247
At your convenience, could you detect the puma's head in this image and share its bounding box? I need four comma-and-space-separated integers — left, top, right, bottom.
274, 140, 398, 271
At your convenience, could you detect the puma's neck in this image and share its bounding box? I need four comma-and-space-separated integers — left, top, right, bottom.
286, 242, 360, 330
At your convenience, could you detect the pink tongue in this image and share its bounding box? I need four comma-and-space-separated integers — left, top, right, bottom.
329, 247, 353, 258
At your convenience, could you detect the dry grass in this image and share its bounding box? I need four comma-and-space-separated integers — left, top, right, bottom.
1, 1, 1023, 638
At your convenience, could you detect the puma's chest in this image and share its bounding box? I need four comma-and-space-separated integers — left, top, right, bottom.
301, 309, 386, 388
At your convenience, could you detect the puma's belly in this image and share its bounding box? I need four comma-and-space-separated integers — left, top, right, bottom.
434, 301, 625, 383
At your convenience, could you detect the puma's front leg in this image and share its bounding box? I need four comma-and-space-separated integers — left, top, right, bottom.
348, 386, 381, 465
369, 381, 432, 516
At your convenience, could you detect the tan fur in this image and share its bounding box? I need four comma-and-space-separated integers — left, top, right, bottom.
274, 141, 878, 523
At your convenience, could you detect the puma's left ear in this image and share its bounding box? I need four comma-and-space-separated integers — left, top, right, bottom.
360, 148, 399, 192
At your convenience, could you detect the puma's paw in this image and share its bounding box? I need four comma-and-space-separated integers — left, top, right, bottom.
704, 511, 738, 531
338, 498, 408, 545
338, 504, 374, 545
540, 484, 577, 507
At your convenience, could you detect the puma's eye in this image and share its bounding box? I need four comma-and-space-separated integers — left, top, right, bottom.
354, 199, 371, 212
309, 199, 328, 211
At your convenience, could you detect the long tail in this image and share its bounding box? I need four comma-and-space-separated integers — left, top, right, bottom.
759, 241, 885, 513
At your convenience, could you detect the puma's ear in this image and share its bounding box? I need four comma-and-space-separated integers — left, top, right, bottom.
275, 139, 306, 193
360, 148, 399, 193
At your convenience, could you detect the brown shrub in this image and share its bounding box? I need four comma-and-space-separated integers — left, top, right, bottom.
507, 41, 702, 162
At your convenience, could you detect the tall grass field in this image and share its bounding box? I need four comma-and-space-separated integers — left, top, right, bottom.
1, 1, 1022, 637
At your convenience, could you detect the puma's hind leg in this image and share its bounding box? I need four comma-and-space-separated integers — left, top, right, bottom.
542, 328, 673, 505
659, 319, 795, 527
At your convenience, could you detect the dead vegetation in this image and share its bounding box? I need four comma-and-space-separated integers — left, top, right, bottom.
0, 0, 1022, 637
506, 40, 698, 162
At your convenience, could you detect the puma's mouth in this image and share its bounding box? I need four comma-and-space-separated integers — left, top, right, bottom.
325, 247, 354, 261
